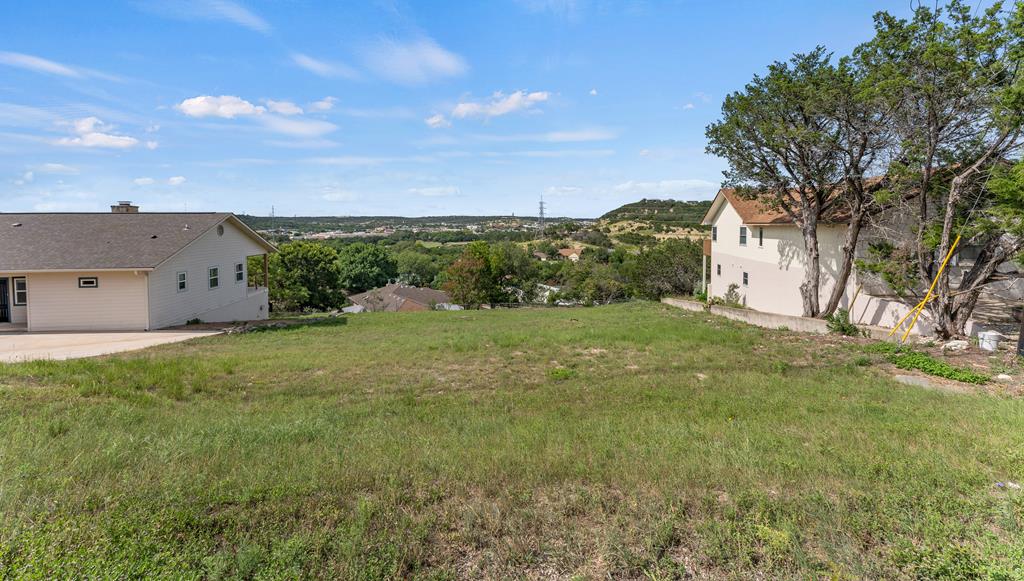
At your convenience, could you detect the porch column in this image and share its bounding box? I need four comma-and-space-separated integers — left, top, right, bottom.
262, 253, 269, 288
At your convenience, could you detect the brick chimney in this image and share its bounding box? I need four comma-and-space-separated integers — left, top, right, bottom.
111, 201, 139, 213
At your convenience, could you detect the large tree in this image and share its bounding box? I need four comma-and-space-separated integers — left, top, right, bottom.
855, 0, 1024, 337
336, 242, 398, 294
706, 48, 886, 317
271, 242, 345, 311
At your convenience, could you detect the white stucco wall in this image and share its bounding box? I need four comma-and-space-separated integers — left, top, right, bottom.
26, 271, 150, 331
707, 201, 850, 316
147, 219, 269, 329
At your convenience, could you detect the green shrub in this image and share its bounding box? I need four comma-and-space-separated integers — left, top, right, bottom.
825, 308, 862, 336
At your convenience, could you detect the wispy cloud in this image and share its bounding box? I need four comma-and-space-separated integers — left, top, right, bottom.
265, 99, 303, 115
34, 163, 78, 174
0, 51, 117, 80
168, 176, 187, 186
55, 117, 141, 149
360, 36, 467, 85
424, 113, 451, 128
290, 53, 360, 80
476, 128, 615, 143
133, 177, 155, 186
452, 90, 549, 120
545, 185, 584, 196
258, 115, 336, 137
408, 186, 459, 197
141, 0, 271, 34
308, 96, 337, 112
613, 179, 718, 199
515, 0, 582, 20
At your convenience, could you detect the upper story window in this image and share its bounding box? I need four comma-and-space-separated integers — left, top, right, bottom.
235, 263, 244, 283
177, 271, 187, 292
743, 272, 749, 286
739, 226, 748, 246
13, 277, 27, 305
78, 277, 98, 289
712, 226, 717, 242
208, 267, 220, 289
758, 227, 764, 247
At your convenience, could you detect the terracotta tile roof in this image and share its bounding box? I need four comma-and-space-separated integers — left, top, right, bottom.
703, 187, 857, 226
0, 212, 274, 271
557, 247, 582, 257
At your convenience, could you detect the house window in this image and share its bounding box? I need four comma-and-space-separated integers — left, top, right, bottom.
78, 277, 98, 289
235, 263, 244, 283
12, 277, 27, 306
208, 267, 219, 289
739, 227, 747, 246
177, 271, 188, 292
716, 264, 721, 276
743, 272, 749, 286
712, 226, 717, 242
758, 227, 764, 248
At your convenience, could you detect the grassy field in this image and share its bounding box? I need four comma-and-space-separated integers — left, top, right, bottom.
1, 303, 1022, 579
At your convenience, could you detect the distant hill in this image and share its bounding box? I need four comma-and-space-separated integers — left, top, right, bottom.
599, 199, 713, 225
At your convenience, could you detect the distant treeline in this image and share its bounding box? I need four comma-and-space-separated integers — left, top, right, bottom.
237, 214, 582, 233
600, 199, 713, 225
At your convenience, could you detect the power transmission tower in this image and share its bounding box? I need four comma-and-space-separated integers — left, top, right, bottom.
538, 196, 546, 233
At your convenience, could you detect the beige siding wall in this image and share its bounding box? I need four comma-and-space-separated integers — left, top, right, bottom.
0, 275, 28, 324
707, 202, 851, 316
148, 220, 268, 329
27, 272, 149, 331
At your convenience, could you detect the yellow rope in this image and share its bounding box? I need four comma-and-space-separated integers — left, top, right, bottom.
888, 234, 962, 342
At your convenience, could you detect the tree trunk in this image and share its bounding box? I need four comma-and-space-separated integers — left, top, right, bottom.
821, 209, 864, 318
800, 216, 822, 317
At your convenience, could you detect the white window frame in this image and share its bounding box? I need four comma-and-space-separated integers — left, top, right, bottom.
176, 271, 188, 293
234, 262, 244, 284
12, 277, 27, 306
78, 277, 99, 289
208, 266, 220, 289
739, 226, 747, 246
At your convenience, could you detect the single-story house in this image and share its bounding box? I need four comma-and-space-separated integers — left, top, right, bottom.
701, 188, 1020, 334
0, 202, 275, 332
557, 247, 583, 262
347, 283, 460, 312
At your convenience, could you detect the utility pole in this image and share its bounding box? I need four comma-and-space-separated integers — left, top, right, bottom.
538, 196, 546, 234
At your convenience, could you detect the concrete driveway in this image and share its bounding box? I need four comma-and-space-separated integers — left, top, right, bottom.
0, 330, 222, 363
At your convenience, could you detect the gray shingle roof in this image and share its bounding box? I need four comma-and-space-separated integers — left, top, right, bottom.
348, 283, 452, 311
0, 213, 236, 271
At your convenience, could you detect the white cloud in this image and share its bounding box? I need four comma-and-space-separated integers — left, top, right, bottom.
259, 115, 337, 137
475, 128, 615, 143
133, 177, 155, 186
177, 95, 265, 118
545, 185, 583, 196
681, 103, 695, 110
0, 51, 82, 78
55, 116, 140, 149
145, 0, 271, 34
34, 163, 78, 174
452, 90, 549, 120
308, 96, 337, 112
613, 179, 719, 199
168, 176, 187, 186
0, 51, 119, 81
589, 88, 598, 96
424, 113, 451, 129
13, 171, 34, 186
360, 36, 467, 85
290, 53, 359, 80
408, 186, 459, 197
145, 140, 159, 150
639, 148, 651, 157
266, 99, 303, 115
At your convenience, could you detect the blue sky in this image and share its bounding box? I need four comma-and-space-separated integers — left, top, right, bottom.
2, 0, 905, 218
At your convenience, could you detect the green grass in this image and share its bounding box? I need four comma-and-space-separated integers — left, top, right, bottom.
1, 303, 1022, 579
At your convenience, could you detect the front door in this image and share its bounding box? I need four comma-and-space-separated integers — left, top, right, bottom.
0, 278, 8, 323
